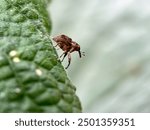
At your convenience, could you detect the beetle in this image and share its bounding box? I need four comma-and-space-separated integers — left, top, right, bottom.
52, 34, 84, 69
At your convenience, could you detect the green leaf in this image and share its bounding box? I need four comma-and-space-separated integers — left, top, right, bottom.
0, 0, 82, 112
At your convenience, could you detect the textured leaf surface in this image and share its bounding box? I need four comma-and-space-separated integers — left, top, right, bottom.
0, 0, 82, 112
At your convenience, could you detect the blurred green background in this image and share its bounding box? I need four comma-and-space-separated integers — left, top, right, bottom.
49, 0, 150, 112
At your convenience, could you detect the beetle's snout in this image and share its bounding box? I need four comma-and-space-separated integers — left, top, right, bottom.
78, 50, 81, 58
78, 51, 85, 58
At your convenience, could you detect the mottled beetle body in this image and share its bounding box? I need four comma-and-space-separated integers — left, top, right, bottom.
52, 34, 84, 69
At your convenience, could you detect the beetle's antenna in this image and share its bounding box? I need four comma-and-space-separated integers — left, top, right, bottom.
82, 52, 85, 56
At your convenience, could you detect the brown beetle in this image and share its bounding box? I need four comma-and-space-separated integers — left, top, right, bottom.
52, 34, 84, 69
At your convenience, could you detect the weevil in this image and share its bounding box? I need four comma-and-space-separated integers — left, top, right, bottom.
52, 34, 85, 69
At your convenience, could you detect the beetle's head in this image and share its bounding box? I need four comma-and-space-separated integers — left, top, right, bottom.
74, 43, 85, 58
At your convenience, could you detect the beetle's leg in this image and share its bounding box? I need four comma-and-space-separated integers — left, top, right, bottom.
61, 52, 67, 62
57, 52, 64, 61
54, 42, 61, 47
64, 48, 74, 69
59, 51, 67, 62
54, 44, 60, 50
59, 52, 65, 58
60, 51, 67, 57
65, 52, 71, 69
54, 44, 61, 50
54, 44, 58, 47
